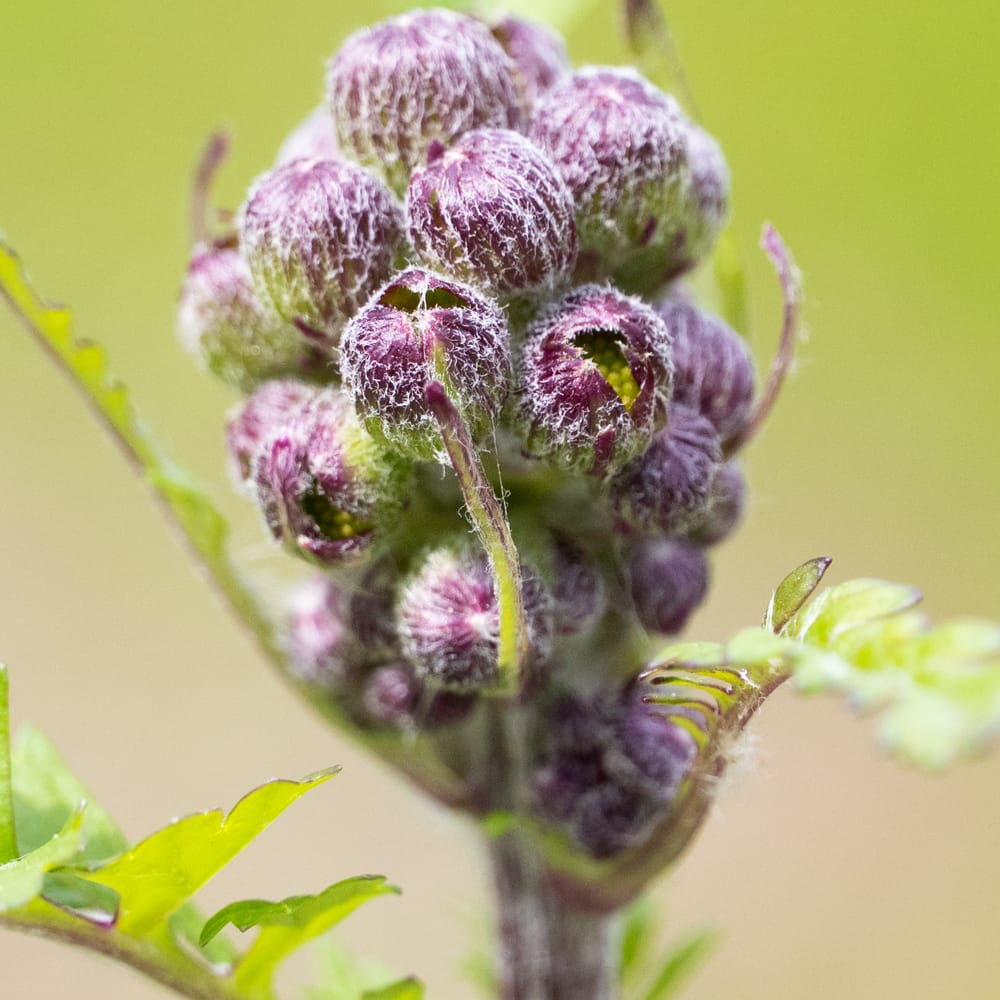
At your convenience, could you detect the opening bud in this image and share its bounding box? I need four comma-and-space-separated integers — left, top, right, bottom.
341, 267, 511, 461
408, 128, 578, 297
327, 9, 521, 195
514, 284, 673, 476
240, 158, 406, 344
252, 388, 412, 565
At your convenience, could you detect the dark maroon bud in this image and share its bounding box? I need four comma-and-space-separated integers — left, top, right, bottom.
573, 782, 650, 859
346, 557, 402, 658
240, 158, 406, 343
655, 296, 754, 445
528, 67, 689, 286
627, 538, 709, 634
327, 9, 522, 195
550, 535, 607, 636
284, 574, 353, 685
340, 267, 511, 461
488, 16, 571, 112
407, 128, 577, 296
177, 246, 315, 391
361, 662, 477, 729
252, 389, 411, 565
274, 106, 340, 166
225, 378, 318, 482
684, 461, 746, 546
674, 121, 730, 269
615, 686, 697, 795
397, 545, 553, 691
610, 405, 722, 536
514, 284, 673, 476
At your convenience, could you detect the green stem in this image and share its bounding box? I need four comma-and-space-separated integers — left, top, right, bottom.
425, 380, 527, 696
0, 665, 17, 863
0, 905, 245, 1000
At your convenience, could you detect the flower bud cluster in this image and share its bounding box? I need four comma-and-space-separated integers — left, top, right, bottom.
179, 8, 764, 865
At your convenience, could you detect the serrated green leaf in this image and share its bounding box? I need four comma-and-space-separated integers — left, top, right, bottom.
170, 902, 241, 969
362, 979, 423, 1000
787, 577, 922, 645
0, 807, 86, 912
224, 876, 398, 999
764, 556, 833, 633
83, 769, 338, 936
12, 724, 127, 863
639, 928, 719, 1000
0, 666, 16, 864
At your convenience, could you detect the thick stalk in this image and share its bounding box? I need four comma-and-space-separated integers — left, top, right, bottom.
490, 833, 616, 1000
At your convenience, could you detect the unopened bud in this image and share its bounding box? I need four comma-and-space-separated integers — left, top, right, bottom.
407, 128, 577, 296
327, 9, 521, 195
274, 106, 340, 166
684, 461, 746, 546
488, 16, 571, 113
627, 538, 708, 634
673, 121, 730, 271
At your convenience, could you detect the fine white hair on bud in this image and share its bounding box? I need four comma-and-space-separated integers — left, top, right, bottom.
327, 9, 522, 195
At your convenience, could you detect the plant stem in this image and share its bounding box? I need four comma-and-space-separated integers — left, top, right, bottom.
490, 832, 616, 1000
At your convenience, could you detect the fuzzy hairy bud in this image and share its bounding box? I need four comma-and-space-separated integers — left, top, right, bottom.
627, 538, 708, 634
685, 461, 746, 546
610, 405, 722, 536
489, 16, 571, 112
407, 128, 578, 296
225, 379, 318, 482
327, 9, 521, 195
674, 121, 730, 270
177, 246, 316, 391
285, 575, 353, 685
252, 388, 411, 565
514, 284, 673, 476
274, 106, 340, 166
528, 67, 689, 289
550, 535, 607, 636
656, 296, 754, 445
361, 662, 477, 729
397, 546, 553, 691
341, 267, 511, 461
240, 158, 406, 343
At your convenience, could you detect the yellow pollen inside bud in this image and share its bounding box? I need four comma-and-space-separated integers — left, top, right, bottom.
574, 330, 641, 411
302, 486, 372, 540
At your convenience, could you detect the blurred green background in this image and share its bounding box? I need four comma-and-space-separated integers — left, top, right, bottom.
2, 0, 999, 996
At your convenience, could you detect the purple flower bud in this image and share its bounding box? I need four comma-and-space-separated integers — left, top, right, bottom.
225, 378, 318, 482
514, 284, 673, 476
488, 16, 571, 112
550, 535, 607, 636
573, 782, 649, 858
177, 246, 316, 391
407, 129, 577, 296
655, 296, 754, 445
614, 686, 696, 794
240, 158, 406, 343
397, 546, 553, 690
528, 67, 689, 288
684, 461, 746, 546
674, 121, 730, 270
252, 388, 411, 565
341, 267, 511, 461
327, 9, 522, 195
627, 538, 709, 634
361, 662, 477, 729
285, 574, 353, 685
610, 405, 722, 536
274, 106, 340, 166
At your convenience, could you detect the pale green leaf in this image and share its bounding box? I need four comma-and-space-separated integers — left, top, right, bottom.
227, 876, 398, 998
618, 895, 657, 992
764, 556, 832, 633
0, 666, 16, 864
40, 870, 120, 926
83, 769, 338, 935
362, 979, 424, 1000
12, 724, 127, 863
0, 808, 86, 912
639, 928, 719, 1000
